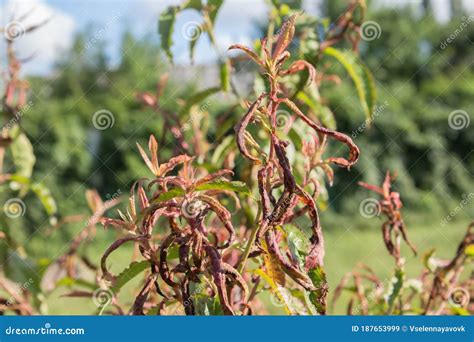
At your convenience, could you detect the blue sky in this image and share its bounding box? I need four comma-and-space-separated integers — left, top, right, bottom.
1, 0, 473, 75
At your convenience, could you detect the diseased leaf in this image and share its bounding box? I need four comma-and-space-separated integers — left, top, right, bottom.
263, 251, 286, 286
323, 47, 377, 121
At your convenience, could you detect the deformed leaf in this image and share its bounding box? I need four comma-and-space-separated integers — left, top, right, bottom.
263, 251, 286, 287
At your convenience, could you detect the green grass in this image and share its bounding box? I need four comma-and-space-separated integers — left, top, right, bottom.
38, 217, 471, 315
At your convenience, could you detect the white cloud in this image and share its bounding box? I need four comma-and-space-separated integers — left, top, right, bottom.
1, 0, 76, 75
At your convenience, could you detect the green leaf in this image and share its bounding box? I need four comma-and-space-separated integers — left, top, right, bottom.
296, 87, 336, 130
319, 106, 337, 131
219, 60, 231, 92
55, 277, 97, 291
9, 174, 57, 217
189, 25, 203, 63
288, 128, 303, 150
307, 266, 328, 315
154, 188, 186, 202
207, 0, 224, 23
282, 224, 310, 266
10, 133, 36, 179
190, 281, 223, 315
159, 6, 180, 62
183, 0, 203, 10
386, 267, 405, 313
31, 182, 57, 216
323, 47, 377, 121
179, 86, 220, 116
111, 260, 149, 294
196, 180, 252, 197
211, 136, 234, 165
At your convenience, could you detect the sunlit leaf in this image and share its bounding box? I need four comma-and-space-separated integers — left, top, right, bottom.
158, 6, 180, 62
195, 180, 252, 196
207, 0, 224, 23
111, 260, 149, 294
219, 60, 231, 92
10, 133, 36, 179
307, 266, 327, 314
323, 47, 377, 121
154, 188, 186, 202
386, 267, 404, 311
